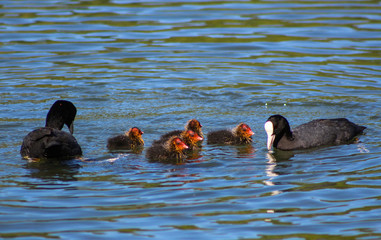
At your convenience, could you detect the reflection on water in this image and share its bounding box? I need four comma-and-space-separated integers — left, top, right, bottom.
1, 0, 381, 239
236, 144, 256, 157
264, 153, 281, 196
25, 160, 80, 182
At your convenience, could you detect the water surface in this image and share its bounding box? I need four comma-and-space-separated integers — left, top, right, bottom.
1, 0, 381, 239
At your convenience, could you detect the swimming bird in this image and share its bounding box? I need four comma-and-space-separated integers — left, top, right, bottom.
207, 123, 254, 145
159, 119, 204, 140
264, 114, 366, 151
153, 129, 203, 151
20, 100, 82, 160
107, 127, 144, 151
186, 119, 204, 139
146, 136, 189, 164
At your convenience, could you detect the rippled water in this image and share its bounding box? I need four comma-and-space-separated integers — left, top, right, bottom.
1, 0, 381, 239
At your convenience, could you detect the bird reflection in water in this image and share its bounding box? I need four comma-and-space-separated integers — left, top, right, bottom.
236, 144, 256, 158
25, 158, 81, 182
263, 151, 295, 197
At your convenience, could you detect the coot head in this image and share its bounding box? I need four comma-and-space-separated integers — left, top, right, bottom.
233, 123, 254, 141
167, 137, 189, 153
187, 119, 202, 129
264, 115, 293, 150
186, 119, 203, 137
45, 100, 77, 134
127, 127, 144, 144
183, 130, 203, 145
127, 127, 144, 137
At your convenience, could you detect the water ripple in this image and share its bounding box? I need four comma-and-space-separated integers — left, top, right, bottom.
1, 0, 381, 239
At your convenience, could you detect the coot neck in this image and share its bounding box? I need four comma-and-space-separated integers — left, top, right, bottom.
274, 123, 294, 148
45, 114, 65, 130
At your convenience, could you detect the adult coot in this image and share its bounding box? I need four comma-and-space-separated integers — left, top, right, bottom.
264, 114, 366, 151
207, 123, 254, 145
20, 100, 82, 160
107, 127, 144, 151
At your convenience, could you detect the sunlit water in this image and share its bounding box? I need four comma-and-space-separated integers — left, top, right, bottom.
1, 0, 381, 239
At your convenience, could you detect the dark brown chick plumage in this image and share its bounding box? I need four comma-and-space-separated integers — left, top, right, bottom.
207, 123, 254, 145
146, 136, 189, 164
107, 127, 144, 151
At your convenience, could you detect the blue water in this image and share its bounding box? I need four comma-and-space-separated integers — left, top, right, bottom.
1, 0, 381, 239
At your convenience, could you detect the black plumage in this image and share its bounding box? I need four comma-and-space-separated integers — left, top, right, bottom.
265, 114, 366, 151
20, 100, 82, 160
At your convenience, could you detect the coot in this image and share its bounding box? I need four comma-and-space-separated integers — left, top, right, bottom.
207, 123, 254, 145
159, 119, 204, 140
146, 136, 189, 163
265, 114, 366, 151
186, 119, 204, 139
107, 127, 144, 151
153, 129, 203, 150
20, 100, 82, 160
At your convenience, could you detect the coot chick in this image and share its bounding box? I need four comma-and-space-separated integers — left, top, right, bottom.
146, 136, 189, 164
107, 127, 144, 151
159, 119, 204, 140
20, 100, 82, 160
153, 130, 203, 150
207, 123, 254, 145
264, 114, 366, 151
186, 119, 204, 139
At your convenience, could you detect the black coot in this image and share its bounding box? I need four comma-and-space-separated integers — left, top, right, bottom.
265, 114, 366, 151
20, 100, 82, 160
